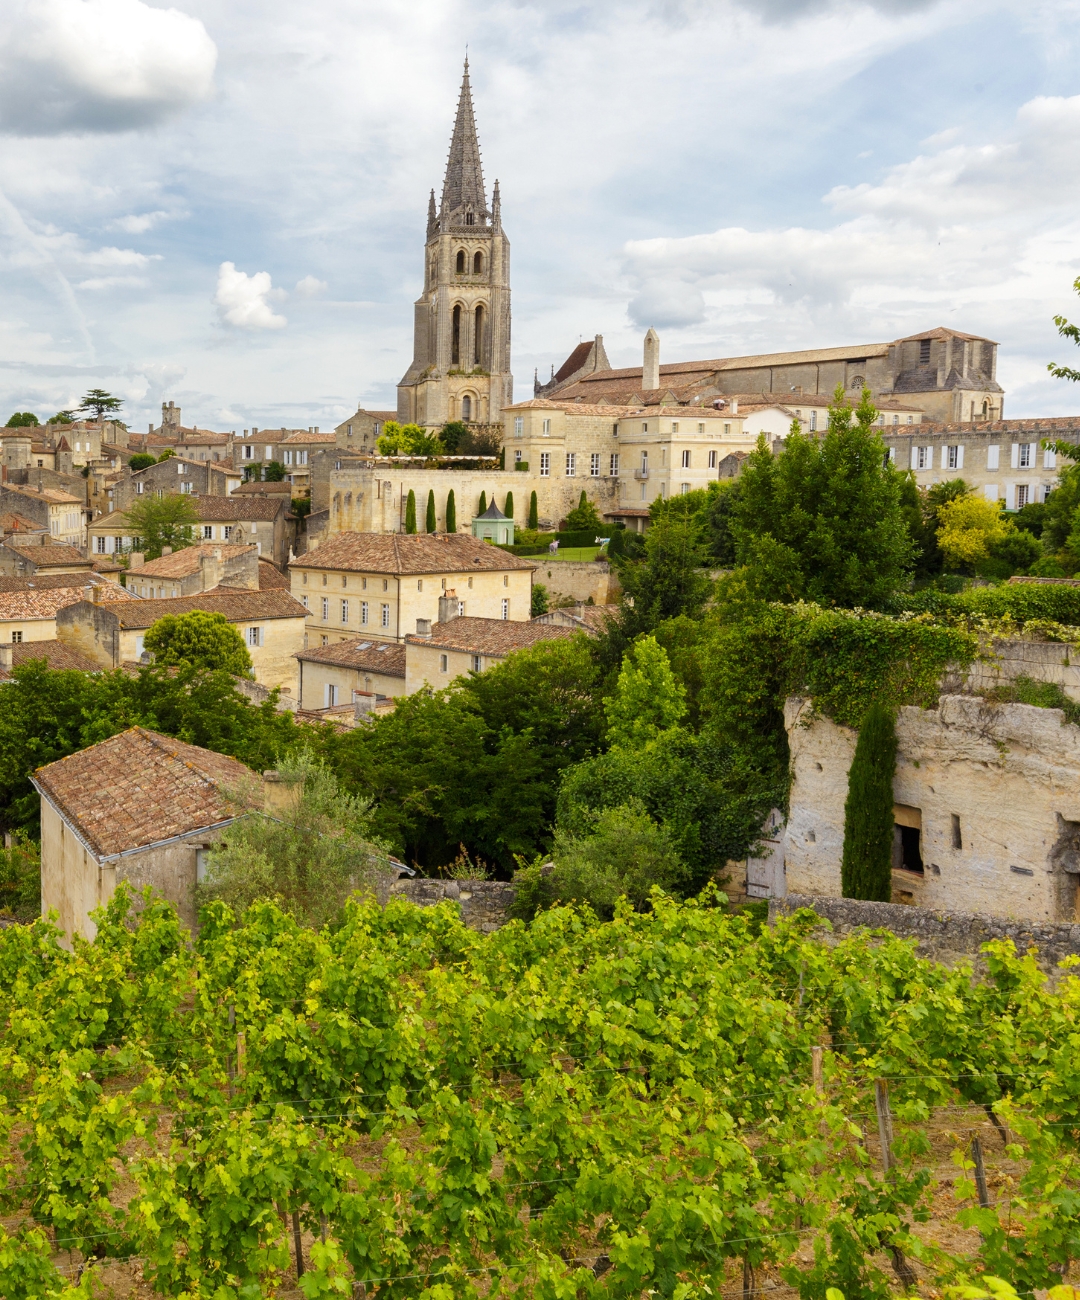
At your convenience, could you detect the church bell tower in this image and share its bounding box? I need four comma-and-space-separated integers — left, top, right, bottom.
397, 60, 512, 429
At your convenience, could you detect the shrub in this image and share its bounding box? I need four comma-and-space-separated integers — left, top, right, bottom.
531, 583, 549, 616
514, 461, 530, 472
840, 702, 897, 901
143, 611, 253, 675
128, 453, 156, 472
564, 491, 602, 533
504, 491, 514, 520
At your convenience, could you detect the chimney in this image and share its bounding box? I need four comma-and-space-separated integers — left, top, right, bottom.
415, 617, 432, 637
731, 399, 739, 415
162, 545, 172, 556
130, 552, 145, 569
438, 590, 459, 623
262, 769, 302, 816
82, 582, 96, 605
643, 328, 660, 391
0, 645, 13, 670
199, 550, 222, 591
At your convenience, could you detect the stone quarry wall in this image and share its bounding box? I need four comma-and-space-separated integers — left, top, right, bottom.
783, 694, 1080, 922
769, 892, 1080, 972
530, 559, 618, 607
954, 637, 1080, 702
388, 877, 517, 933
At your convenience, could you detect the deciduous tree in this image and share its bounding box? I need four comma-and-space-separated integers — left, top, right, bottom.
4, 411, 39, 428
122, 493, 198, 559
144, 611, 252, 675
604, 635, 686, 750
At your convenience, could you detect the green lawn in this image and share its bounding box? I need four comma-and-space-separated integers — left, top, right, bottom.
543, 546, 603, 562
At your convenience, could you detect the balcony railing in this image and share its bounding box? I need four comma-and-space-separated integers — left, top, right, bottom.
633, 467, 650, 480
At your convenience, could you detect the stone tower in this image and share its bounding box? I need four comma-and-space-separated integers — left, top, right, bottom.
397, 60, 512, 429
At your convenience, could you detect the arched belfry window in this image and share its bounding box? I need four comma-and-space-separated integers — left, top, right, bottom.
473, 251, 483, 274
474, 304, 484, 367
462, 395, 472, 420
465, 209, 474, 226
455, 250, 465, 273
452, 304, 462, 365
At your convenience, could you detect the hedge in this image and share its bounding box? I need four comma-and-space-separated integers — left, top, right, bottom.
892, 581, 1080, 627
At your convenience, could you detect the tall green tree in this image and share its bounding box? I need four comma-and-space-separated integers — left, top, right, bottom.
78, 389, 123, 420
478, 490, 487, 515
1048, 275, 1080, 384
440, 421, 469, 453
47, 411, 74, 424
122, 493, 198, 559
446, 489, 457, 533
4, 412, 39, 428
143, 611, 253, 675
504, 490, 514, 520
732, 386, 916, 607
425, 489, 437, 533
405, 490, 417, 534
262, 460, 286, 482
528, 490, 539, 529
128, 453, 156, 472
840, 701, 897, 901
604, 635, 687, 750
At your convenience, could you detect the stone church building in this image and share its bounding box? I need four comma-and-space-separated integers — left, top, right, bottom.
397, 60, 513, 430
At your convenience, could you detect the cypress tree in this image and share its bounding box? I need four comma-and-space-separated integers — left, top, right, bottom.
578, 488, 588, 510
504, 491, 514, 520
405, 489, 417, 534
478, 490, 487, 515
426, 488, 436, 533
446, 489, 457, 533
840, 702, 897, 901
529, 490, 538, 529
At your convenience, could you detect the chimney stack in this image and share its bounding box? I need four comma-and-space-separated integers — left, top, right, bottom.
415, 617, 432, 637
643, 328, 660, 391
129, 552, 144, 569
0, 645, 13, 670
439, 590, 459, 623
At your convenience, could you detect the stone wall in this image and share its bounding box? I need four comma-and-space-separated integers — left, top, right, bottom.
531, 559, 618, 606
769, 892, 1080, 972
388, 877, 517, 933
783, 694, 1080, 922
953, 637, 1080, 702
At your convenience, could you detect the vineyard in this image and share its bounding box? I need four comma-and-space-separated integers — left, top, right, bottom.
2, 886, 1080, 1298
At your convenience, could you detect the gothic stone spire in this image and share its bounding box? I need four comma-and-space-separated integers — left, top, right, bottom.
426, 188, 438, 239
440, 57, 488, 227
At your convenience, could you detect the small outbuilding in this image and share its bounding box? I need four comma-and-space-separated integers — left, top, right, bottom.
470, 500, 514, 545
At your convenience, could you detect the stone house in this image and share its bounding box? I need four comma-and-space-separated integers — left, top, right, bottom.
288, 532, 534, 647
32, 726, 267, 942
88, 495, 295, 569
0, 484, 86, 547
125, 544, 259, 599
0, 581, 135, 645
111, 456, 243, 512
404, 612, 578, 694
0, 538, 93, 578
294, 638, 407, 708
56, 587, 309, 694
232, 428, 334, 485
778, 692, 1080, 923
333, 407, 398, 452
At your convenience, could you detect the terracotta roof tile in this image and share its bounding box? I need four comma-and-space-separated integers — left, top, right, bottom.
33, 726, 259, 859
405, 616, 578, 657
258, 559, 290, 589
290, 532, 536, 575
0, 640, 101, 679
134, 543, 257, 579
0, 585, 133, 620
0, 542, 92, 568
296, 637, 407, 676
280, 430, 336, 444
103, 588, 309, 630
2, 483, 83, 505
0, 572, 121, 593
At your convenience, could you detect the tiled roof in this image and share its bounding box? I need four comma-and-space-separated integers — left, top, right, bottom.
133, 543, 257, 579
2, 483, 83, 505
553, 341, 594, 383
891, 418, 1080, 436
290, 532, 536, 575
0, 585, 134, 621
0, 513, 45, 533
33, 727, 259, 859
0, 541, 92, 568
0, 639, 101, 679
281, 430, 336, 444
0, 572, 120, 593
190, 495, 290, 521
101, 588, 309, 630
893, 326, 996, 344
258, 559, 290, 590
295, 637, 407, 676
234, 481, 293, 495
406, 616, 578, 657
90, 557, 124, 573
504, 398, 645, 415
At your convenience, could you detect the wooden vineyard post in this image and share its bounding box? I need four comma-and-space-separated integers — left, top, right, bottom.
236, 1031, 246, 1080
742, 1255, 754, 1299
971, 1136, 990, 1208
811, 1046, 824, 1096
292, 1208, 305, 1278
874, 1079, 917, 1289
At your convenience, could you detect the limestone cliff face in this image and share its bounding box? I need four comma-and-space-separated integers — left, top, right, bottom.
783, 694, 1080, 923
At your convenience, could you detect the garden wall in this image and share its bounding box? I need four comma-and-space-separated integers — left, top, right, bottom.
530, 559, 618, 606
388, 877, 517, 933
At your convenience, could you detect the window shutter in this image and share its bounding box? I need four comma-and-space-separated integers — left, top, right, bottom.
1044, 447, 1057, 469
941, 446, 950, 469
956, 445, 964, 469
1011, 443, 1019, 468
910, 445, 918, 470
987, 445, 999, 470
1006, 483, 1015, 510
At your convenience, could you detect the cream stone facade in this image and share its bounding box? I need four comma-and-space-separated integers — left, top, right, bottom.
781, 694, 1080, 923
403, 615, 578, 694
289, 533, 533, 646
0, 484, 85, 546
295, 639, 407, 708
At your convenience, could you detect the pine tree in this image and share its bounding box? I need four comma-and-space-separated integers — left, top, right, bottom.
504, 491, 514, 520
405, 489, 417, 534
446, 490, 457, 533
578, 488, 587, 510
426, 489, 437, 533
840, 701, 897, 901
478, 490, 487, 515
529, 490, 538, 529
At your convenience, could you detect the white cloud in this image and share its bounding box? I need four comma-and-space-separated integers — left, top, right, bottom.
110, 210, 173, 234
0, 0, 216, 136
295, 274, 328, 297
214, 262, 287, 330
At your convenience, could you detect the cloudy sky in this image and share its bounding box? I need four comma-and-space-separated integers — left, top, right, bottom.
1, 0, 1079, 432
